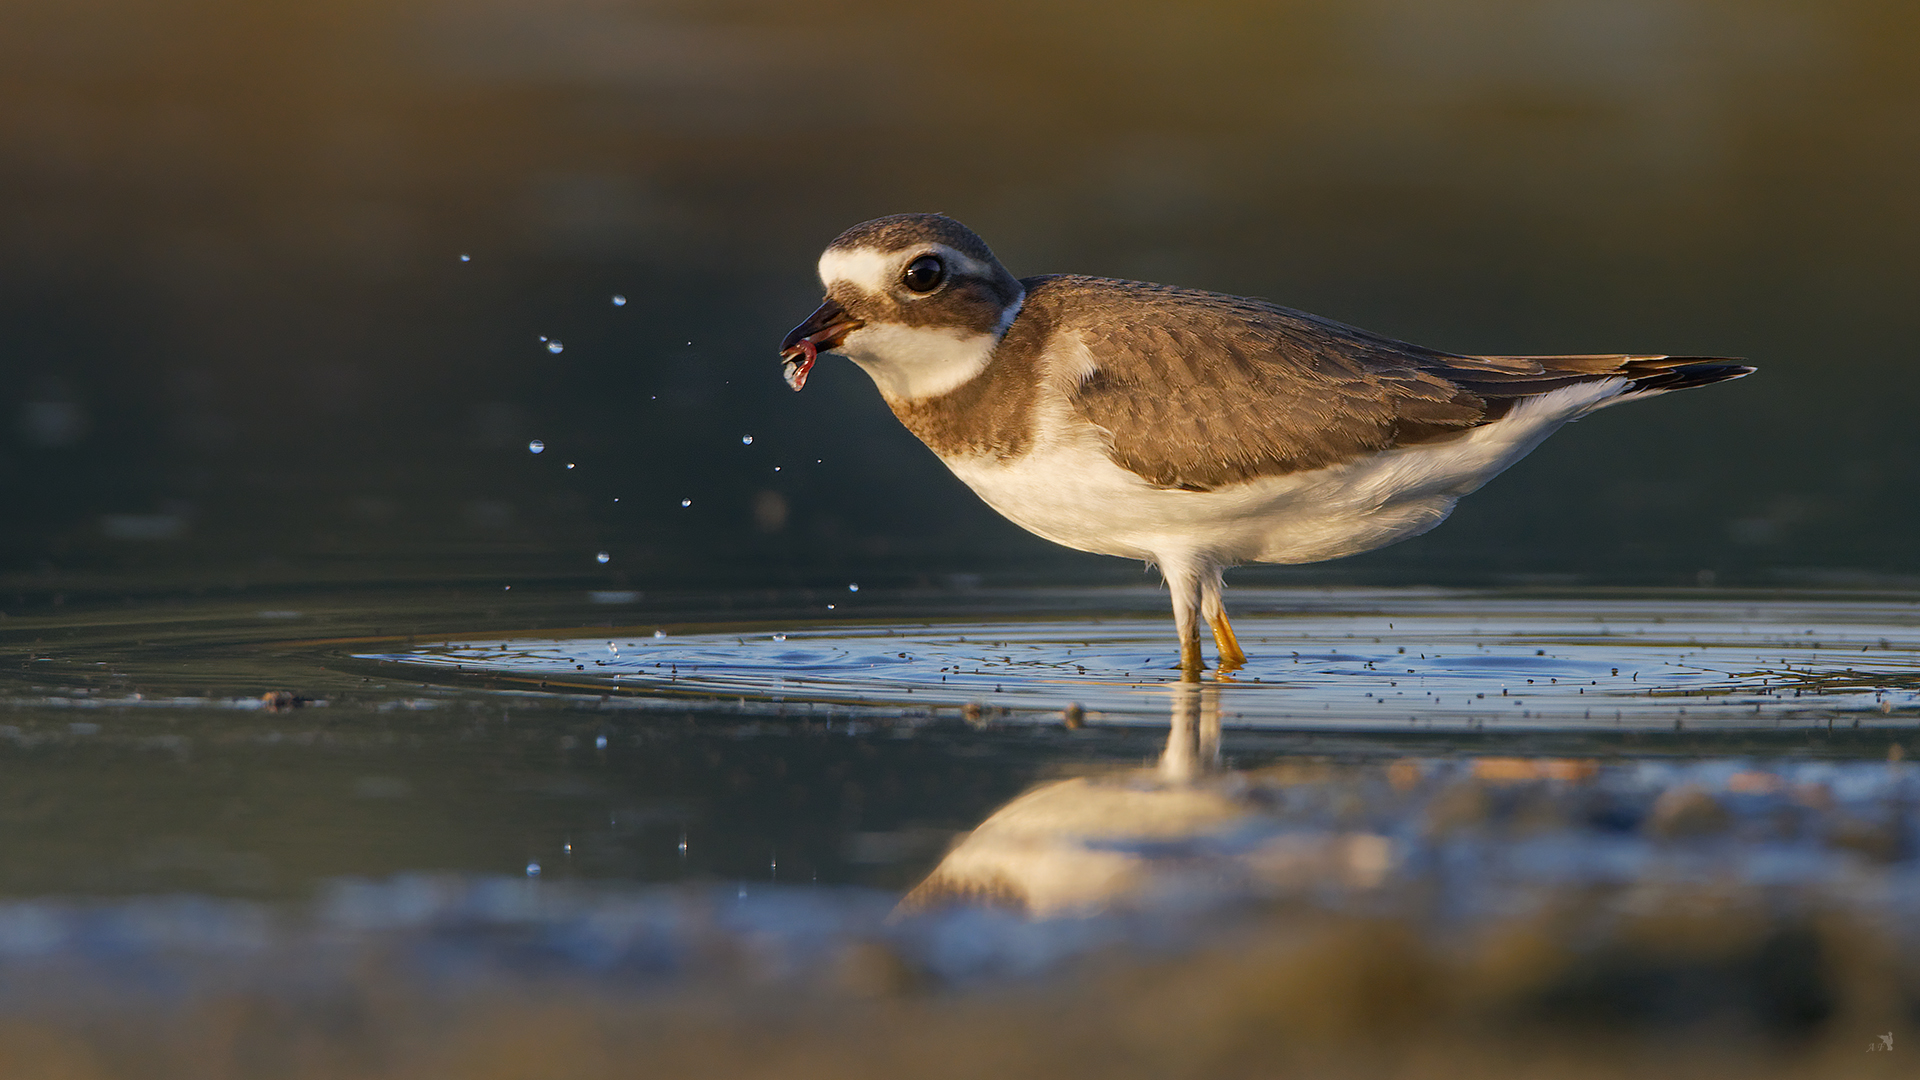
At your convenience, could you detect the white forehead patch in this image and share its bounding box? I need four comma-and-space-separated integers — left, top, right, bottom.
817, 244, 998, 293
817, 247, 893, 293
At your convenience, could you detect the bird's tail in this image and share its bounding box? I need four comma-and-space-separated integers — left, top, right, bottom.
1611, 356, 1756, 395
1432, 353, 1753, 411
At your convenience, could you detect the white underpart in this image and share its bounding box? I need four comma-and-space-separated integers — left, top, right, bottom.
944, 366, 1633, 571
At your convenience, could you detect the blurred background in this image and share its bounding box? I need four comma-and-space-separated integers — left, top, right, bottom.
3, 0, 1915, 596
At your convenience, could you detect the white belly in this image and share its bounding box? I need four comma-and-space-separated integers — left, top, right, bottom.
940, 380, 1625, 567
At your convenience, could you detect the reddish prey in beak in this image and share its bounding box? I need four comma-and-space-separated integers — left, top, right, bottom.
778, 298, 864, 391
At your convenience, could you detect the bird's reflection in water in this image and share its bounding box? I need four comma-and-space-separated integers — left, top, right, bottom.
1158, 679, 1221, 783
900, 683, 1392, 918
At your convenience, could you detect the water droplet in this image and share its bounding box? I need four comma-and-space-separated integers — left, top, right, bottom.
848, 583, 859, 593
526, 861, 541, 877
566, 462, 576, 470
680, 498, 691, 508
595, 734, 608, 749
607, 641, 618, 653
772, 633, 786, 642
827, 604, 836, 610
612, 497, 619, 502
459, 254, 471, 262
564, 841, 572, 853
741, 435, 753, 445
528, 440, 545, 454
546, 340, 564, 354
503, 585, 512, 591
773, 466, 781, 472
612, 294, 627, 306
654, 629, 666, 639
596, 551, 610, 564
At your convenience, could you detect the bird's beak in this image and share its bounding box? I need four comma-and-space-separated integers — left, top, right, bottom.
778, 298, 864, 392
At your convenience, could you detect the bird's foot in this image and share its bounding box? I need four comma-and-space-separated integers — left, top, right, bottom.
1210, 612, 1248, 674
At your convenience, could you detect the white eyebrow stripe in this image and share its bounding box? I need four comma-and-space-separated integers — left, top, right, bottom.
930, 244, 995, 281
818, 243, 996, 293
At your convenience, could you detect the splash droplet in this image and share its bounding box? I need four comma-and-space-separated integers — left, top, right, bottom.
680, 498, 691, 508
606, 641, 617, 653
595, 734, 608, 749
566, 463, 576, 470
653, 629, 666, 639
528, 440, 545, 454
826, 604, 836, 610
546, 340, 564, 354
741, 435, 753, 445
459, 254, 471, 262
596, 551, 610, 564
525, 861, 541, 877
848, 583, 859, 593
772, 633, 786, 642
612, 294, 627, 306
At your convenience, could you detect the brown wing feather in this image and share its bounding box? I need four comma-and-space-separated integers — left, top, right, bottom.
1038, 276, 1749, 492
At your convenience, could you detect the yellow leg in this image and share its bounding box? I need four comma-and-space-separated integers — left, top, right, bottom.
1179, 635, 1205, 682
1210, 610, 1247, 673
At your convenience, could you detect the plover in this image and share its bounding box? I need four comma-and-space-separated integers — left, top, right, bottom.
780, 214, 1752, 677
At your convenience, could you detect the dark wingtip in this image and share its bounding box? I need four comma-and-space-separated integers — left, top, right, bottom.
1625, 358, 1755, 393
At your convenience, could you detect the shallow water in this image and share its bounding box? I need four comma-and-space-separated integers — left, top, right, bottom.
2, 586, 1917, 1077
360, 592, 1920, 729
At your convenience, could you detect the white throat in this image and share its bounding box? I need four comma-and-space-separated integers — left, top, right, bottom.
836, 295, 1023, 403
837, 324, 999, 402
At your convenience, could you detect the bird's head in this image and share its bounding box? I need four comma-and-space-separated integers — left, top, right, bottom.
779, 214, 1024, 401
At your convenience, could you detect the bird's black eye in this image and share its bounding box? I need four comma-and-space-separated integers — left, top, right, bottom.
902, 254, 945, 294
